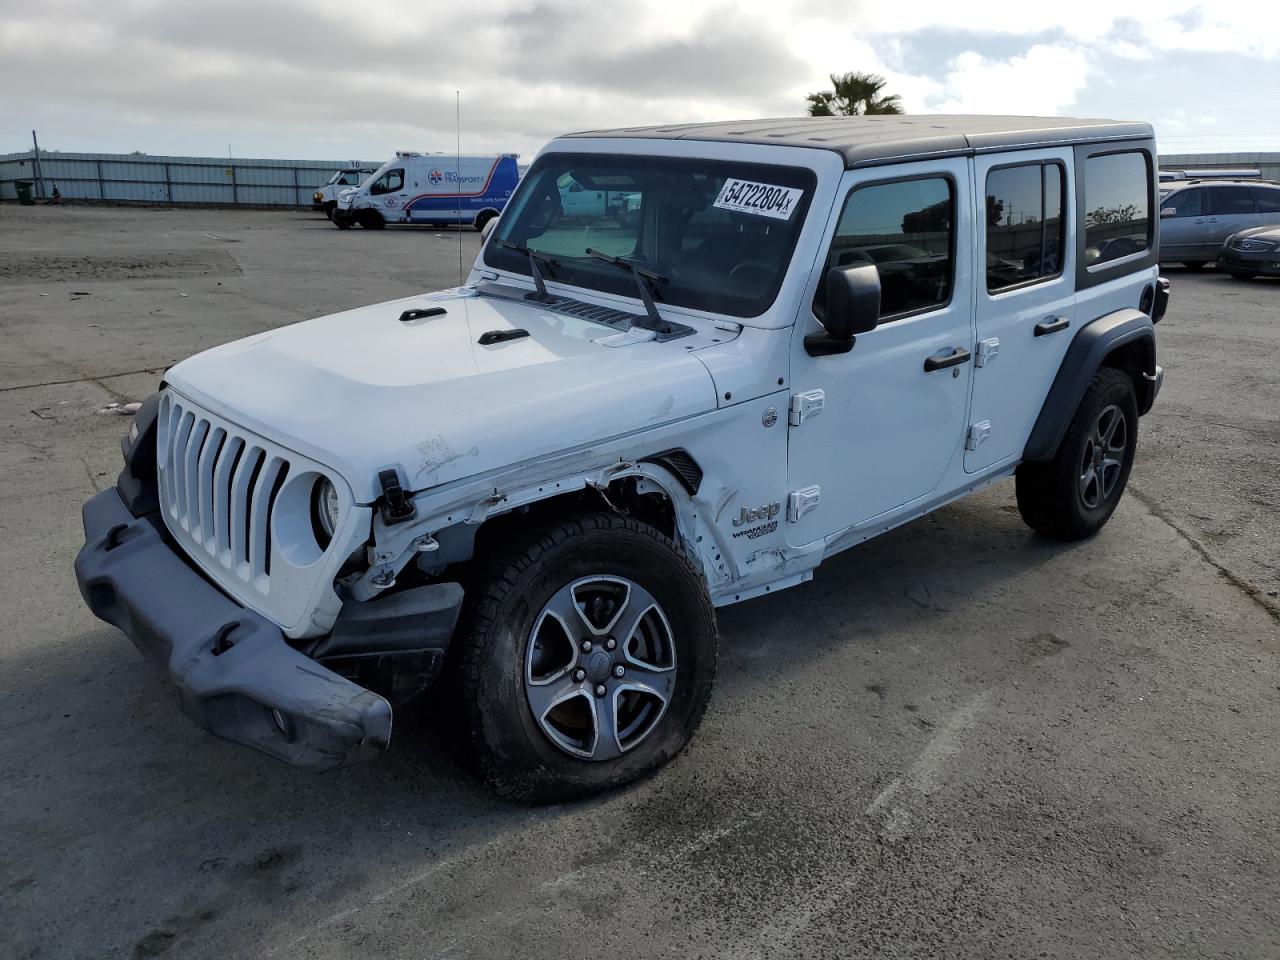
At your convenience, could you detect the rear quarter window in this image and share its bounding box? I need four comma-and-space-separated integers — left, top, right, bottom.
1084, 151, 1151, 268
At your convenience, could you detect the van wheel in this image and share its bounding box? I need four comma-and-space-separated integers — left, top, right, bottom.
450, 512, 717, 803
324, 202, 337, 220
358, 211, 386, 230
1229, 270, 1255, 280
474, 210, 494, 233
1015, 367, 1138, 542
1181, 260, 1206, 270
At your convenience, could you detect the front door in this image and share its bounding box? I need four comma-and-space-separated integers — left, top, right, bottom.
1159, 186, 1208, 261
786, 159, 975, 547
965, 149, 1076, 472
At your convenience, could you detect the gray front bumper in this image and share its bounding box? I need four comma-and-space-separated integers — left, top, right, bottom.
75, 487, 392, 771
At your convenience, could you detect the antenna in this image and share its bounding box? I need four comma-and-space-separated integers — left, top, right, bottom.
456, 89, 464, 285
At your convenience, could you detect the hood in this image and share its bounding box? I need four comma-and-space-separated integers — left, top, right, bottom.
1229, 224, 1280, 242
165, 290, 719, 502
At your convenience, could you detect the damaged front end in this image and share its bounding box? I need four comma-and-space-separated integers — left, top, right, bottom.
74, 391, 464, 771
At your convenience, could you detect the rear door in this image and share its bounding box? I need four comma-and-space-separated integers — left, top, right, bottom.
1158, 186, 1207, 261
966, 149, 1075, 472
1251, 184, 1280, 223
1204, 185, 1258, 252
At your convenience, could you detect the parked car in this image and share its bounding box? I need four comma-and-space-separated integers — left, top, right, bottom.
1217, 225, 1280, 279
312, 167, 375, 218
332, 152, 519, 231
76, 115, 1168, 802
1158, 179, 1280, 268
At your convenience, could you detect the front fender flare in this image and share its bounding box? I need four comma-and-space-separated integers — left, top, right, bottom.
1023, 308, 1155, 462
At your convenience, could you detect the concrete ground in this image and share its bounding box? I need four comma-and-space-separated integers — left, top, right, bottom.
1, 205, 1277, 960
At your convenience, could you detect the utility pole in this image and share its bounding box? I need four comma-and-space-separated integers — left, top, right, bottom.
31, 129, 44, 200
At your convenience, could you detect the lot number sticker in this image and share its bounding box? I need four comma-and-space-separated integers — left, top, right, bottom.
713, 179, 803, 220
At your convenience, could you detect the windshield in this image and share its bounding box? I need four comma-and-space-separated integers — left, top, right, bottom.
484, 152, 816, 318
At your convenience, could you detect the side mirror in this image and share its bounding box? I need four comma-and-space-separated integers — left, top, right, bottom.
1160, 206, 1177, 218
806, 264, 880, 356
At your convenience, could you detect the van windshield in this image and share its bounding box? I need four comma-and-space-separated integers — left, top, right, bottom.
484, 153, 816, 318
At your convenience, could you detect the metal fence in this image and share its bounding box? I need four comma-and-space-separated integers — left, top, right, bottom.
0, 150, 380, 207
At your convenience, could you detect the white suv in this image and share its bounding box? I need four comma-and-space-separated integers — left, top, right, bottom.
76, 116, 1168, 801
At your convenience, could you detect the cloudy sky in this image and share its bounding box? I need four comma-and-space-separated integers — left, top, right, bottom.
4, 1, 1279, 162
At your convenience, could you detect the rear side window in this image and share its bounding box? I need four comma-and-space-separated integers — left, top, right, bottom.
1164, 187, 1203, 218
1084, 152, 1151, 268
1253, 186, 1280, 214
985, 162, 1066, 293
822, 176, 954, 321
1208, 186, 1256, 215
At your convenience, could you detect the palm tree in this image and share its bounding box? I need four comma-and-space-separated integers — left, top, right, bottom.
806, 72, 904, 117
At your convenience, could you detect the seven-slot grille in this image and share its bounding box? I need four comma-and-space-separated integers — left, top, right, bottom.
157, 392, 290, 592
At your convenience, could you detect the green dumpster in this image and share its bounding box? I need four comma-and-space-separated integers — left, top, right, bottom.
14, 181, 34, 205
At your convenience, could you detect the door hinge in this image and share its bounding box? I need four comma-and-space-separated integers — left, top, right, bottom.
975, 337, 1000, 367
966, 420, 992, 451
787, 485, 821, 522
789, 389, 825, 426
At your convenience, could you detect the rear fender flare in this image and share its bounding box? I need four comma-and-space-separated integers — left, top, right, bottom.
1023, 308, 1156, 462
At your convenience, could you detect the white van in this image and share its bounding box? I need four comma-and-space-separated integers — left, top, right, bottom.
312, 167, 375, 218
332, 152, 520, 231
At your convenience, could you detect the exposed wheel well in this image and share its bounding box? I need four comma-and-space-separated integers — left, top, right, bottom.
1101, 339, 1155, 414
472, 476, 677, 561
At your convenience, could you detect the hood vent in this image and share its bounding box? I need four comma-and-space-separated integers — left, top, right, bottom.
399, 307, 447, 323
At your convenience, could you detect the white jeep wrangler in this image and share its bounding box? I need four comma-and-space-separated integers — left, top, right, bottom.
76, 116, 1168, 802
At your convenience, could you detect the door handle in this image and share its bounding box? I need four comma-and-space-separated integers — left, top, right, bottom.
1034, 316, 1070, 337
923, 347, 971, 372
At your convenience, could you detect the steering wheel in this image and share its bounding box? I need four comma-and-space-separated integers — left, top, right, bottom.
728, 259, 773, 283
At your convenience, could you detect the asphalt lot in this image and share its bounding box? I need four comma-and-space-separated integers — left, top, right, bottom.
1, 204, 1278, 960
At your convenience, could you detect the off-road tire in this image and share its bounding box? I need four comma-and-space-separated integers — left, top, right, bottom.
1016, 367, 1138, 541
449, 512, 717, 803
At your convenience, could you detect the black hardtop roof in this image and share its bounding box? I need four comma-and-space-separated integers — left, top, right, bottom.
562, 115, 1153, 168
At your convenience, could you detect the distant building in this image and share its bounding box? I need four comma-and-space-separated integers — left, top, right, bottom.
1159, 152, 1280, 182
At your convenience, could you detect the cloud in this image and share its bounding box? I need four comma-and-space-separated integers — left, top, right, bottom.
923, 45, 1092, 116
1, 1, 1278, 159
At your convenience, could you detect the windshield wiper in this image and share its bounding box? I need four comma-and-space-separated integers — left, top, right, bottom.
583, 248, 670, 333
493, 238, 560, 302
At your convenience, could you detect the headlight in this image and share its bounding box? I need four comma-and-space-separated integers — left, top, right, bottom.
311, 478, 342, 548
313, 192, 323, 202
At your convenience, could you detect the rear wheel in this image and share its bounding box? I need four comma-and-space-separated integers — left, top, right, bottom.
1229, 270, 1256, 280
1016, 367, 1138, 541
474, 210, 495, 233
449, 512, 717, 803
1181, 260, 1207, 270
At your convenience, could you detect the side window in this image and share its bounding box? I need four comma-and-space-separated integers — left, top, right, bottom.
369, 169, 404, 196
1254, 186, 1280, 214
1084, 151, 1151, 267
821, 176, 954, 321
1164, 187, 1203, 218
1207, 186, 1255, 215
985, 162, 1066, 293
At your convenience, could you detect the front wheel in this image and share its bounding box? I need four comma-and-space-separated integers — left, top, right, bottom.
1181, 260, 1207, 270
357, 210, 386, 230
1229, 270, 1256, 281
1016, 367, 1138, 541
449, 513, 717, 803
